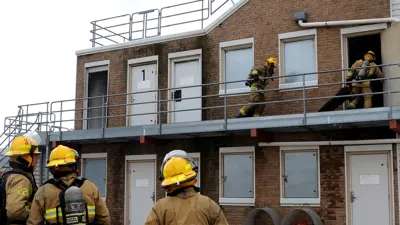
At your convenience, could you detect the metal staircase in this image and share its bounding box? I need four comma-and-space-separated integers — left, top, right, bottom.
0, 103, 53, 185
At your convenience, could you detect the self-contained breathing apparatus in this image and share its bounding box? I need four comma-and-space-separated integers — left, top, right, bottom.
44, 177, 92, 225
348, 59, 370, 82
245, 65, 275, 88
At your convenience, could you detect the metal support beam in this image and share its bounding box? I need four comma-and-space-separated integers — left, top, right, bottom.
389, 120, 400, 134
250, 128, 272, 142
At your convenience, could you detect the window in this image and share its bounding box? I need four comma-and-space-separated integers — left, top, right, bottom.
219, 146, 255, 206
219, 38, 254, 95
81, 153, 107, 200
278, 29, 318, 90
280, 146, 320, 205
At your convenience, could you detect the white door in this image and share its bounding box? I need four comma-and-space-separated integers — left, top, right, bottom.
130, 64, 157, 126
349, 153, 390, 225
170, 60, 202, 123
381, 22, 400, 107
128, 161, 155, 225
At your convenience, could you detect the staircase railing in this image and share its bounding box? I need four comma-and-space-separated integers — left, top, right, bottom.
0, 112, 45, 170
0, 102, 53, 173
0, 107, 24, 171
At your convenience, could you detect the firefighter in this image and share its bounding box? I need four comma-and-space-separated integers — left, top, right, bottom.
0, 133, 40, 225
236, 57, 278, 118
144, 150, 229, 225
346, 50, 384, 109
26, 145, 111, 225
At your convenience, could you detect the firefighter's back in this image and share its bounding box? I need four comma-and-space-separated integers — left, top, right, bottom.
146, 189, 228, 225
27, 175, 110, 225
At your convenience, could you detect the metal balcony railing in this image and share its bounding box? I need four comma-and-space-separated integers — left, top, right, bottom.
38, 63, 400, 134
2, 63, 399, 140
90, 0, 237, 47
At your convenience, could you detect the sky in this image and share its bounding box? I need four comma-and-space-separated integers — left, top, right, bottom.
0, 0, 236, 147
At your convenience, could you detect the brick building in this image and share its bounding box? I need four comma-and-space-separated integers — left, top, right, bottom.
1, 0, 400, 224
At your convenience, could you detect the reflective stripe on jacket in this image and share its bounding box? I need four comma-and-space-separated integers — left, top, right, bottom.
43, 205, 96, 220
26, 173, 110, 225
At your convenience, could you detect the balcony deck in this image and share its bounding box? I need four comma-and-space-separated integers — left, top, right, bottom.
46, 106, 400, 142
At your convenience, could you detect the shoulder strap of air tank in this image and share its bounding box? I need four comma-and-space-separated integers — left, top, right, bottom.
71, 177, 87, 188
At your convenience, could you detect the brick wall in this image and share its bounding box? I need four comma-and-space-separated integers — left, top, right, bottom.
76, 128, 399, 225
74, 0, 390, 130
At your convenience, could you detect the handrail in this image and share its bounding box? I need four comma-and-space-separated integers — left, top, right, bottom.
43, 63, 400, 133
90, 0, 235, 47
0, 112, 44, 169
2, 63, 399, 139
1, 108, 23, 138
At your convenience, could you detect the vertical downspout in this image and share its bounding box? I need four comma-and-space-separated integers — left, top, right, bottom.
397, 133, 400, 225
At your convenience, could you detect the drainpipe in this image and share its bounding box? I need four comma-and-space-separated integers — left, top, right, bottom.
397, 133, 400, 225
293, 12, 400, 28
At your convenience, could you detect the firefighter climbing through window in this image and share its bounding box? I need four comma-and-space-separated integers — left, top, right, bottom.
27, 145, 110, 225
236, 57, 278, 118
318, 50, 384, 111
144, 149, 229, 225
0, 132, 41, 225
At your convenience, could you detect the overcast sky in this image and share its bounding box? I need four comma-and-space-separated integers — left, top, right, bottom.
0, 0, 236, 146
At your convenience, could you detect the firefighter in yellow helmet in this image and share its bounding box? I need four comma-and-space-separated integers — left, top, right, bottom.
346, 50, 384, 109
237, 57, 278, 118
145, 150, 229, 225
27, 145, 110, 225
0, 132, 41, 225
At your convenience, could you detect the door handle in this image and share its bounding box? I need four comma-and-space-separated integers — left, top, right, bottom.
351, 191, 356, 203
150, 192, 155, 202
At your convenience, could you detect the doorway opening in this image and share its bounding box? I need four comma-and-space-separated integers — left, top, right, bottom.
347, 34, 383, 108
86, 70, 108, 129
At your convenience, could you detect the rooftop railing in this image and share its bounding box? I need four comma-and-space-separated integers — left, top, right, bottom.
90, 0, 237, 47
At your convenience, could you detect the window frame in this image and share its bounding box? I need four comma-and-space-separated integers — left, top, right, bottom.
219, 38, 255, 96
81, 153, 108, 201
219, 146, 255, 206
280, 146, 320, 206
278, 29, 318, 91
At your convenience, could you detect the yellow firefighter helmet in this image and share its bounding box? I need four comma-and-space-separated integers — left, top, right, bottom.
160, 150, 197, 188
364, 51, 376, 61
266, 57, 278, 67
5, 132, 41, 168
5, 135, 40, 157
46, 145, 79, 168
